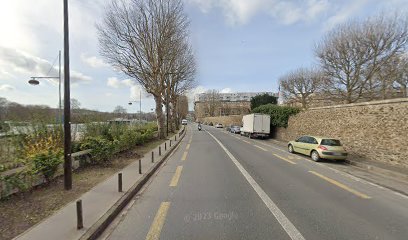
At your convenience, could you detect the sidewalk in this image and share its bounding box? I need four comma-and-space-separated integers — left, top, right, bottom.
264, 138, 408, 196
15, 130, 186, 240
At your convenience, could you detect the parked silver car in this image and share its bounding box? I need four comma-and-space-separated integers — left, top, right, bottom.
230, 125, 241, 134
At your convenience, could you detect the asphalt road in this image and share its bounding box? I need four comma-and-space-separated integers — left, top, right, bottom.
102, 125, 408, 240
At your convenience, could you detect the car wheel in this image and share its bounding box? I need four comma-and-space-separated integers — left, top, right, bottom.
311, 150, 320, 162
288, 144, 294, 153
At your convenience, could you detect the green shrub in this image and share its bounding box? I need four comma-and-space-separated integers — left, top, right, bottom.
80, 137, 116, 164
83, 123, 111, 140
0, 121, 10, 132
117, 130, 141, 151
29, 150, 63, 183
0, 170, 30, 198
252, 104, 301, 128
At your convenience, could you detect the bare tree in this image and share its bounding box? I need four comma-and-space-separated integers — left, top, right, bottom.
202, 90, 221, 117
166, 44, 196, 131
177, 95, 189, 120
280, 68, 324, 108
394, 55, 408, 97
315, 14, 408, 103
374, 55, 402, 99
97, 0, 192, 138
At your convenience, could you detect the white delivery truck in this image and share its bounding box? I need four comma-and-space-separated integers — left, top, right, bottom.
241, 113, 270, 139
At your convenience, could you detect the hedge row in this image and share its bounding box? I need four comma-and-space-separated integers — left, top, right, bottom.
251, 104, 301, 128
0, 123, 157, 198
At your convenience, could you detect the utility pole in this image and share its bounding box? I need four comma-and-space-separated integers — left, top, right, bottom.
63, 0, 72, 190
140, 90, 142, 124
58, 50, 62, 124
166, 86, 169, 136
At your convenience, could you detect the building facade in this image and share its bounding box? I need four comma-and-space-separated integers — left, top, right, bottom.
194, 92, 277, 120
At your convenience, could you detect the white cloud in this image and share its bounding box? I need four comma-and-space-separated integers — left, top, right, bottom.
323, 0, 369, 30
186, 85, 207, 104
0, 84, 15, 91
81, 53, 110, 68
107, 77, 121, 88
106, 77, 150, 100
0, 46, 92, 84
220, 88, 233, 93
186, 0, 329, 25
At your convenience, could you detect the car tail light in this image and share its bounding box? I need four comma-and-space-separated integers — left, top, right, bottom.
318, 145, 328, 150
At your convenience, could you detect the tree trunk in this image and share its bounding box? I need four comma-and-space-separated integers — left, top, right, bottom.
172, 99, 179, 131
154, 96, 165, 139
169, 103, 175, 133
301, 97, 307, 109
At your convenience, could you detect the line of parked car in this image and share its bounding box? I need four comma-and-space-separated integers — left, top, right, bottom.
199, 113, 348, 162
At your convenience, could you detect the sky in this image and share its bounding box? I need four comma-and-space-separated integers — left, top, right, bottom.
0, 0, 407, 113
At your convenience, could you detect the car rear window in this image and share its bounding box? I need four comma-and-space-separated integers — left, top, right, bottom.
321, 139, 342, 146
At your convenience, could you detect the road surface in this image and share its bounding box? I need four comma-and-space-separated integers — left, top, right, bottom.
102, 125, 408, 240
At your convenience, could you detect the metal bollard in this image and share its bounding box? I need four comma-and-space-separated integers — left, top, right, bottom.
151, 151, 154, 163
118, 173, 123, 192
139, 159, 142, 174
165, 142, 167, 151
76, 200, 83, 230
159, 146, 161, 156
174, 135, 177, 141
170, 140, 172, 147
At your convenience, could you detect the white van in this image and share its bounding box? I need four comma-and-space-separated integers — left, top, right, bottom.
181, 119, 188, 125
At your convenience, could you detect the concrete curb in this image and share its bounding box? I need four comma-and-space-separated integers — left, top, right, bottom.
79, 129, 186, 240
344, 159, 408, 177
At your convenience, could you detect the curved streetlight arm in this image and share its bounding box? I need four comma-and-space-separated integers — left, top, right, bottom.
30, 76, 59, 79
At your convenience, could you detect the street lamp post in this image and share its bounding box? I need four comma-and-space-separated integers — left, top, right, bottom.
63, 0, 72, 190
28, 1, 72, 190
28, 51, 62, 123
128, 90, 142, 124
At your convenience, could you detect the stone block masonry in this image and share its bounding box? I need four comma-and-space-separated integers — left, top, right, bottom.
275, 98, 408, 168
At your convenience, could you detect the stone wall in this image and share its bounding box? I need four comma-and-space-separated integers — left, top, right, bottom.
275, 98, 408, 168
200, 115, 244, 127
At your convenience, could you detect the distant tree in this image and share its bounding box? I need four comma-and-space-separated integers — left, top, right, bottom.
394, 55, 408, 97
71, 99, 81, 110
250, 93, 278, 110
0, 97, 9, 121
280, 68, 325, 109
203, 90, 221, 117
113, 105, 127, 115
177, 95, 189, 120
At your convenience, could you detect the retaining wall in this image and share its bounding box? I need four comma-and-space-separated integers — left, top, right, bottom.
275, 98, 408, 168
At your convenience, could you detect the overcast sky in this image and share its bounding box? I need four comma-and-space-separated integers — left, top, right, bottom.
0, 0, 407, 112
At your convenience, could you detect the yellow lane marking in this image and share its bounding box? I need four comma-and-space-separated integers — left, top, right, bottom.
254, 145, 268, 151
181, 151, 188, 161
257, 141, 287, 153
186, 144, 190, 150
145, 202, 171, 240
273, 154, 296, 164
309, 171, 371, 199
243, 140, 250, 144
169, 166, 183, 187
